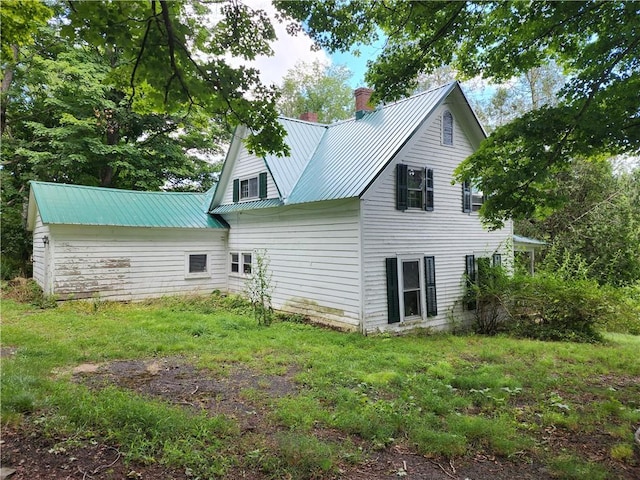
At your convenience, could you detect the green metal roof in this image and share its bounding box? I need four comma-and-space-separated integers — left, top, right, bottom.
30, 181, 228, 229
210, 198, 283, 214
287, 83, 459, 204
210, 82, 484, 214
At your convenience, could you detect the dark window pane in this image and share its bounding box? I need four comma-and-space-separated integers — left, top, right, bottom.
248, 177, 258, 197
243, 253, 252, 274
240, 180, 249, 199
407, 168, 424, 189
408, 190, 423, 209
404, 290, 421, 317
189, 254, 207, 273
403, 261, 420, 290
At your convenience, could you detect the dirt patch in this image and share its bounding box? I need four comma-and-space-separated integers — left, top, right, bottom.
0, 346, 18, 358
3, 357, 636, 479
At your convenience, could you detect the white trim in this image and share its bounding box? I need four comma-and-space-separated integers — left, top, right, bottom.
184, 252, 211, 279
239, 175, 259, 201
229, 251, 253, 277
396, 255, 426, 322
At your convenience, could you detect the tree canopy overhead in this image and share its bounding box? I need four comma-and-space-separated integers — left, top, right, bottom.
276, 0, 640, 228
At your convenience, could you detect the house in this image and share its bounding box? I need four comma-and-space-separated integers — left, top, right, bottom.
28, 82, 512, 333
27, 184, 228, 300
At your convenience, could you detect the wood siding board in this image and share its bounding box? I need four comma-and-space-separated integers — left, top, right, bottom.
45, 225, 227, 301
360, 105, 512, 333
222, 199, 361, 327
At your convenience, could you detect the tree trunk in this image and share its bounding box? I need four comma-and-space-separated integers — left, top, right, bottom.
1, 45, 19, 136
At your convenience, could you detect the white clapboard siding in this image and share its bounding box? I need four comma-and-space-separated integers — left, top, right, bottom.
222, 198, 362, 329
46, 225, 227, 300
32, 213, 52, 293
221, 142, 279, 204
361, 103, 512, 333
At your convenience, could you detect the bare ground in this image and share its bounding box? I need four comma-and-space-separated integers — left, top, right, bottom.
2, 356, 638, 479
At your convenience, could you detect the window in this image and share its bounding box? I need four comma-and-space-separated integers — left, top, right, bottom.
185, 253, 209, 278
442, 110, 453, 145
241, 177, 258, 199
396, 164, 435, 211
463, 182, 484, 213
243, 253, 252, 274
230, 252, 252, 275
233, 172, 268, 202
386, 256, 438, 323
407, 167, 424, 209
402, 260, 422, 318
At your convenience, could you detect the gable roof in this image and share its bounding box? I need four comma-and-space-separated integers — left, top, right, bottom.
28, 181, 228, 230
210, 82, 485, 211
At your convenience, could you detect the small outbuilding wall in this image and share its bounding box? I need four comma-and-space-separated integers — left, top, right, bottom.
33, 214, 227, 300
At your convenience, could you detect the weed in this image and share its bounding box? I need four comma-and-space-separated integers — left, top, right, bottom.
610, 443, 635, 463
275, 431, 337, 478
548, 454, 609, 480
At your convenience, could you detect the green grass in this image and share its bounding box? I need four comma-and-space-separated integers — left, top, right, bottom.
2, 295, 640, 479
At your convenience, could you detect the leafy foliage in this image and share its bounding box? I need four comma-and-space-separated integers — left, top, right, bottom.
245, 249, 274, 326
277, 60, 354, 123
516, 159, 640, 286
276, 1, 640, 227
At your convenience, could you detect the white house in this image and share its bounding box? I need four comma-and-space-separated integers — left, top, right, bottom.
27, 184, 229, 300
28, 82, 512, 333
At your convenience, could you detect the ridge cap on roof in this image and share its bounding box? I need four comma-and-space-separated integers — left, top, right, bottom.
277, 115, 330, 127
31, 180, 205, 197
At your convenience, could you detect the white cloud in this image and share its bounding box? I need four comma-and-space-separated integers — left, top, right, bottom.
218, 0, 330, 87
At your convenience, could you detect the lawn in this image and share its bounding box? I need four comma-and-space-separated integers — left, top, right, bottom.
1, 295, 639, 479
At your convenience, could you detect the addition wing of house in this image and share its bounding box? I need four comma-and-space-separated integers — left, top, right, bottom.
209, 119, 327, 213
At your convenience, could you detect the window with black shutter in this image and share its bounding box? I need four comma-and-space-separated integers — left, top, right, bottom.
425, 168, 434, 211
424, 256, 437, 317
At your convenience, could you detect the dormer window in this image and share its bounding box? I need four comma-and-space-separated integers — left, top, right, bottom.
240, 177, 259, 200
442, 110, 453, 145
232, 172, 268, 202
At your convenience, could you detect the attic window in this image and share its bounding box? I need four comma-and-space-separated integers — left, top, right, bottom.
442, 110, 453, 145
233, 172, 268, 202
241, 177, 258, 200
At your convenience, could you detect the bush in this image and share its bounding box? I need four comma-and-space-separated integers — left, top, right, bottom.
2, 277, 57, 308
600, 282, 640, 335
504, 274, 606, 343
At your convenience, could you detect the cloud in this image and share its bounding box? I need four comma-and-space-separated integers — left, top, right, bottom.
221, 0, 330, 87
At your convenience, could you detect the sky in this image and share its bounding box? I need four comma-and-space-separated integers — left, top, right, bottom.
240, 1, 378, 89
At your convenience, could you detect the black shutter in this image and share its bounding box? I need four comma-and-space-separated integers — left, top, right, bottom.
386, 258, 400, 324
492, 253, 502, 267
233, 179, 240, 203
396, 164, 408, 211
424, 256, 437, 317
465, 254, 476, 310
259, 172, 268, 199
424, 168, 434, 211
462, 182, 471, 213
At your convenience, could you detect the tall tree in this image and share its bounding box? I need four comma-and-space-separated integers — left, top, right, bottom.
276, 1, 640, 228
277, 60, 353, 123
516, 159, 640, 286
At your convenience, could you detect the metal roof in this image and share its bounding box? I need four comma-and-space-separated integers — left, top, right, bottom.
30, 181, 228, 229
286, 82, 458, 204
513, 234, 546, 247
210, 198, 283, 214
265, 118, 327, 199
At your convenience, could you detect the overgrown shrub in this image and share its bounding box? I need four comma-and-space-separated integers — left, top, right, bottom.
245, 249, 274, 326
599, 282, 640, 335
2, 277, 57, 308
504, 274, 607, 343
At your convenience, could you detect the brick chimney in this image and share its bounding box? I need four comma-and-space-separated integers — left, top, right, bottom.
354, 87, 374, 120
299, 112, 318, 123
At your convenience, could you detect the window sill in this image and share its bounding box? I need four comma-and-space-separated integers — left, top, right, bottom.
185, 272, 211, 279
